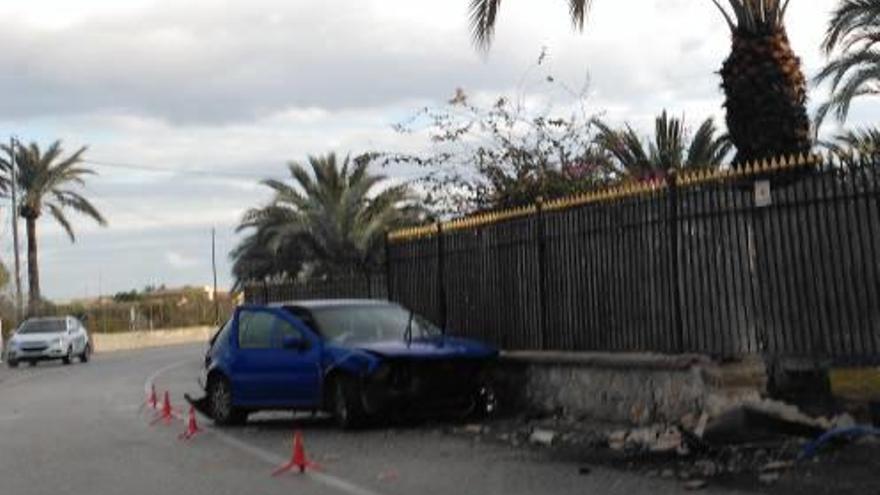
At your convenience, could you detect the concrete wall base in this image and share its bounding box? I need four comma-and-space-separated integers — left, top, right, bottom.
494, 351, 767, 425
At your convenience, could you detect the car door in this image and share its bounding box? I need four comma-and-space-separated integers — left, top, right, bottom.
231, 307, 321, 407
269, 311, 322, 407
230, 308, 277, 404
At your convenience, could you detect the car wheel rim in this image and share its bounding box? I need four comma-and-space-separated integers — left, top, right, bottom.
212, 381, 231, 419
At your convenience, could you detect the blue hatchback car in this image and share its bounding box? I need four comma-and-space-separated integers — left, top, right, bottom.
197, 299, 498, 428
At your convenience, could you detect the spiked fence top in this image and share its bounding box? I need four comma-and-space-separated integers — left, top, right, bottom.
388, 152, 824, 242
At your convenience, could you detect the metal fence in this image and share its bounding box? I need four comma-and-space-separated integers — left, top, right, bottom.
247, 153, 880, 364
386, 154, 880, 364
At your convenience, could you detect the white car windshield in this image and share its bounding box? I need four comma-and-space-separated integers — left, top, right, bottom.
306, 304, 441, 345
17, 319, 66, 334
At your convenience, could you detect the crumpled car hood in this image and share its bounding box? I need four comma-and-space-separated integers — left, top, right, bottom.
353, 336, 497, 360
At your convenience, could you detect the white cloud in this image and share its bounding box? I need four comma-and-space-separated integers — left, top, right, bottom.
0, 0, 862, 300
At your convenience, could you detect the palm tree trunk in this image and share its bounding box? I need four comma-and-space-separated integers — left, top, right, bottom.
25, 216, 40, 312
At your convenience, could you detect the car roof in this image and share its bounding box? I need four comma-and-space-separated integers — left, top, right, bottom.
267, 299, 396, 310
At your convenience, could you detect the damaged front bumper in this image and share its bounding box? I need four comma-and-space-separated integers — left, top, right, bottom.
360, 358, 495, 417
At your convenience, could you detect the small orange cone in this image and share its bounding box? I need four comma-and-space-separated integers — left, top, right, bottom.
178, 405, 201, 440
147, 384, 158, 410
272, 431, 320, 476
150, 391, 175, 425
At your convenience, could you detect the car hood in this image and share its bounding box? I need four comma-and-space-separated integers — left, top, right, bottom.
352, 336, 497, 360
11, 333, 63, 344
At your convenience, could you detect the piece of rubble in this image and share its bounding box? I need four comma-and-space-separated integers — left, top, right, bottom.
578, 466, 591, 475
626, 426, 659, 447
760, 460, 794, 472
694, 412, 709, 438
758, 472, 780, 485
661, 469, 675, 479
831, 413, 856, 429
650, 427, 683, 453
703, 400, 826, 444
463, 424, 484, 435
529, 428, 556, 446
693, 460, 718, 478
682, 479, 707, 491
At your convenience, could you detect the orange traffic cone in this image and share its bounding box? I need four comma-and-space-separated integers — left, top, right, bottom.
147, 384, 158, 410
178, 405, 201, 440
272, 431, 320, 476
150, 391, 175, 425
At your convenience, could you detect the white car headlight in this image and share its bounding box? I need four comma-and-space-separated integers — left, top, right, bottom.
53, 337, 64, 347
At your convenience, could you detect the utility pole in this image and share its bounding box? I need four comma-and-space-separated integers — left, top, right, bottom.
9, 136, 22, 320
211, 227, 219, 324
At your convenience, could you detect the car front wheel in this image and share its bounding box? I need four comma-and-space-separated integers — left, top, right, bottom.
208, 375, 247, 426
331, 375, 367, 429
79, 344, 91, 363
61, 347, 72, 365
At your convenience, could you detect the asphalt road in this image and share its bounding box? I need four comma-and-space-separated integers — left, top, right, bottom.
0, 344, 750, 495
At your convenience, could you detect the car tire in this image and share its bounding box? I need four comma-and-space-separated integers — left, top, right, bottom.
79, 343, 91, 363
331, 374, 367, 429
7, 359, 18, 368
208, 375, 247, 427
28, 360, 36, 367
61, 347, 72, 365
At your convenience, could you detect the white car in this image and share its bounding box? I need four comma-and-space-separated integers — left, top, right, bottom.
6, 316, 91, 368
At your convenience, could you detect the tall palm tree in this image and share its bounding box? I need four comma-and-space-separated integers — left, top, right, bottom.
235, 153, 423, 283
815, 0, 880, 127
594, 111, 732, 182
469, 0, 812, 165
821, 126, 880, 166
0, 140, 107, 308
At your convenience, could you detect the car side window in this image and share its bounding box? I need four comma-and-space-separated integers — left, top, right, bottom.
272, 317, 305, 349
237, 311, 274, 349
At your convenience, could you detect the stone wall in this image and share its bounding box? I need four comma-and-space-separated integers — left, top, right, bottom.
494, 351, 766, 425
92, 326, 213, 353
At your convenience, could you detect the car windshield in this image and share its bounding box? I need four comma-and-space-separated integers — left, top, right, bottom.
305, 304, 441, 345
17, 319, 66, 334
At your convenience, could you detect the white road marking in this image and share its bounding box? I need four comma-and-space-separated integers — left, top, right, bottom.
143, 360, 386, 495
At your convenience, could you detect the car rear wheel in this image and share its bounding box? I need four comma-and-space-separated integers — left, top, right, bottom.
79, 343, 91, 363
61, 347, 72, 365
208, 375, 247, 427
331, 375, 367, 429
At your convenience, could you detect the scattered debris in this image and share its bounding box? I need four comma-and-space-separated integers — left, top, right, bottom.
661, 468, 676, 479
703, 400, 827, 444
578, 465, 591, 475
463, 424, 485, 435
760, 460, 794, 472
758, 472, 780, 485
529, 428, 556, 446
832, 413, 856, 430
650, 427, 683, 453
682, 479, 707, 491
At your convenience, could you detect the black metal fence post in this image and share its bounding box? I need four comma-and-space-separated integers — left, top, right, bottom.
536, 197, 548, 350
668, 174, 685, 353
437, 221, 448, 333
384, 231, 394, 302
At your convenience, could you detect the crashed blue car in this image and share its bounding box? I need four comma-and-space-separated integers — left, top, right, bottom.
194, 299, 498, 428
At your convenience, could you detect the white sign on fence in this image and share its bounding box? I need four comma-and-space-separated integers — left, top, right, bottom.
754, 180, 772, 208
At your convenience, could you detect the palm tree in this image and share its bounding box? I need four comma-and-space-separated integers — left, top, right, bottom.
821, 126, 880, 166
815, 0, 880, 127
469, 0, 812, 164
0, 140, 107, 309
235, 153, 423, 283
594, 111, 732, 182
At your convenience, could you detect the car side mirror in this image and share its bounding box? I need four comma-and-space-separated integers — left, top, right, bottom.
282, 335, 308, 351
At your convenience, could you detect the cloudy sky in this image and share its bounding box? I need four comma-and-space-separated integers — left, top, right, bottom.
0, 0, 869, 301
